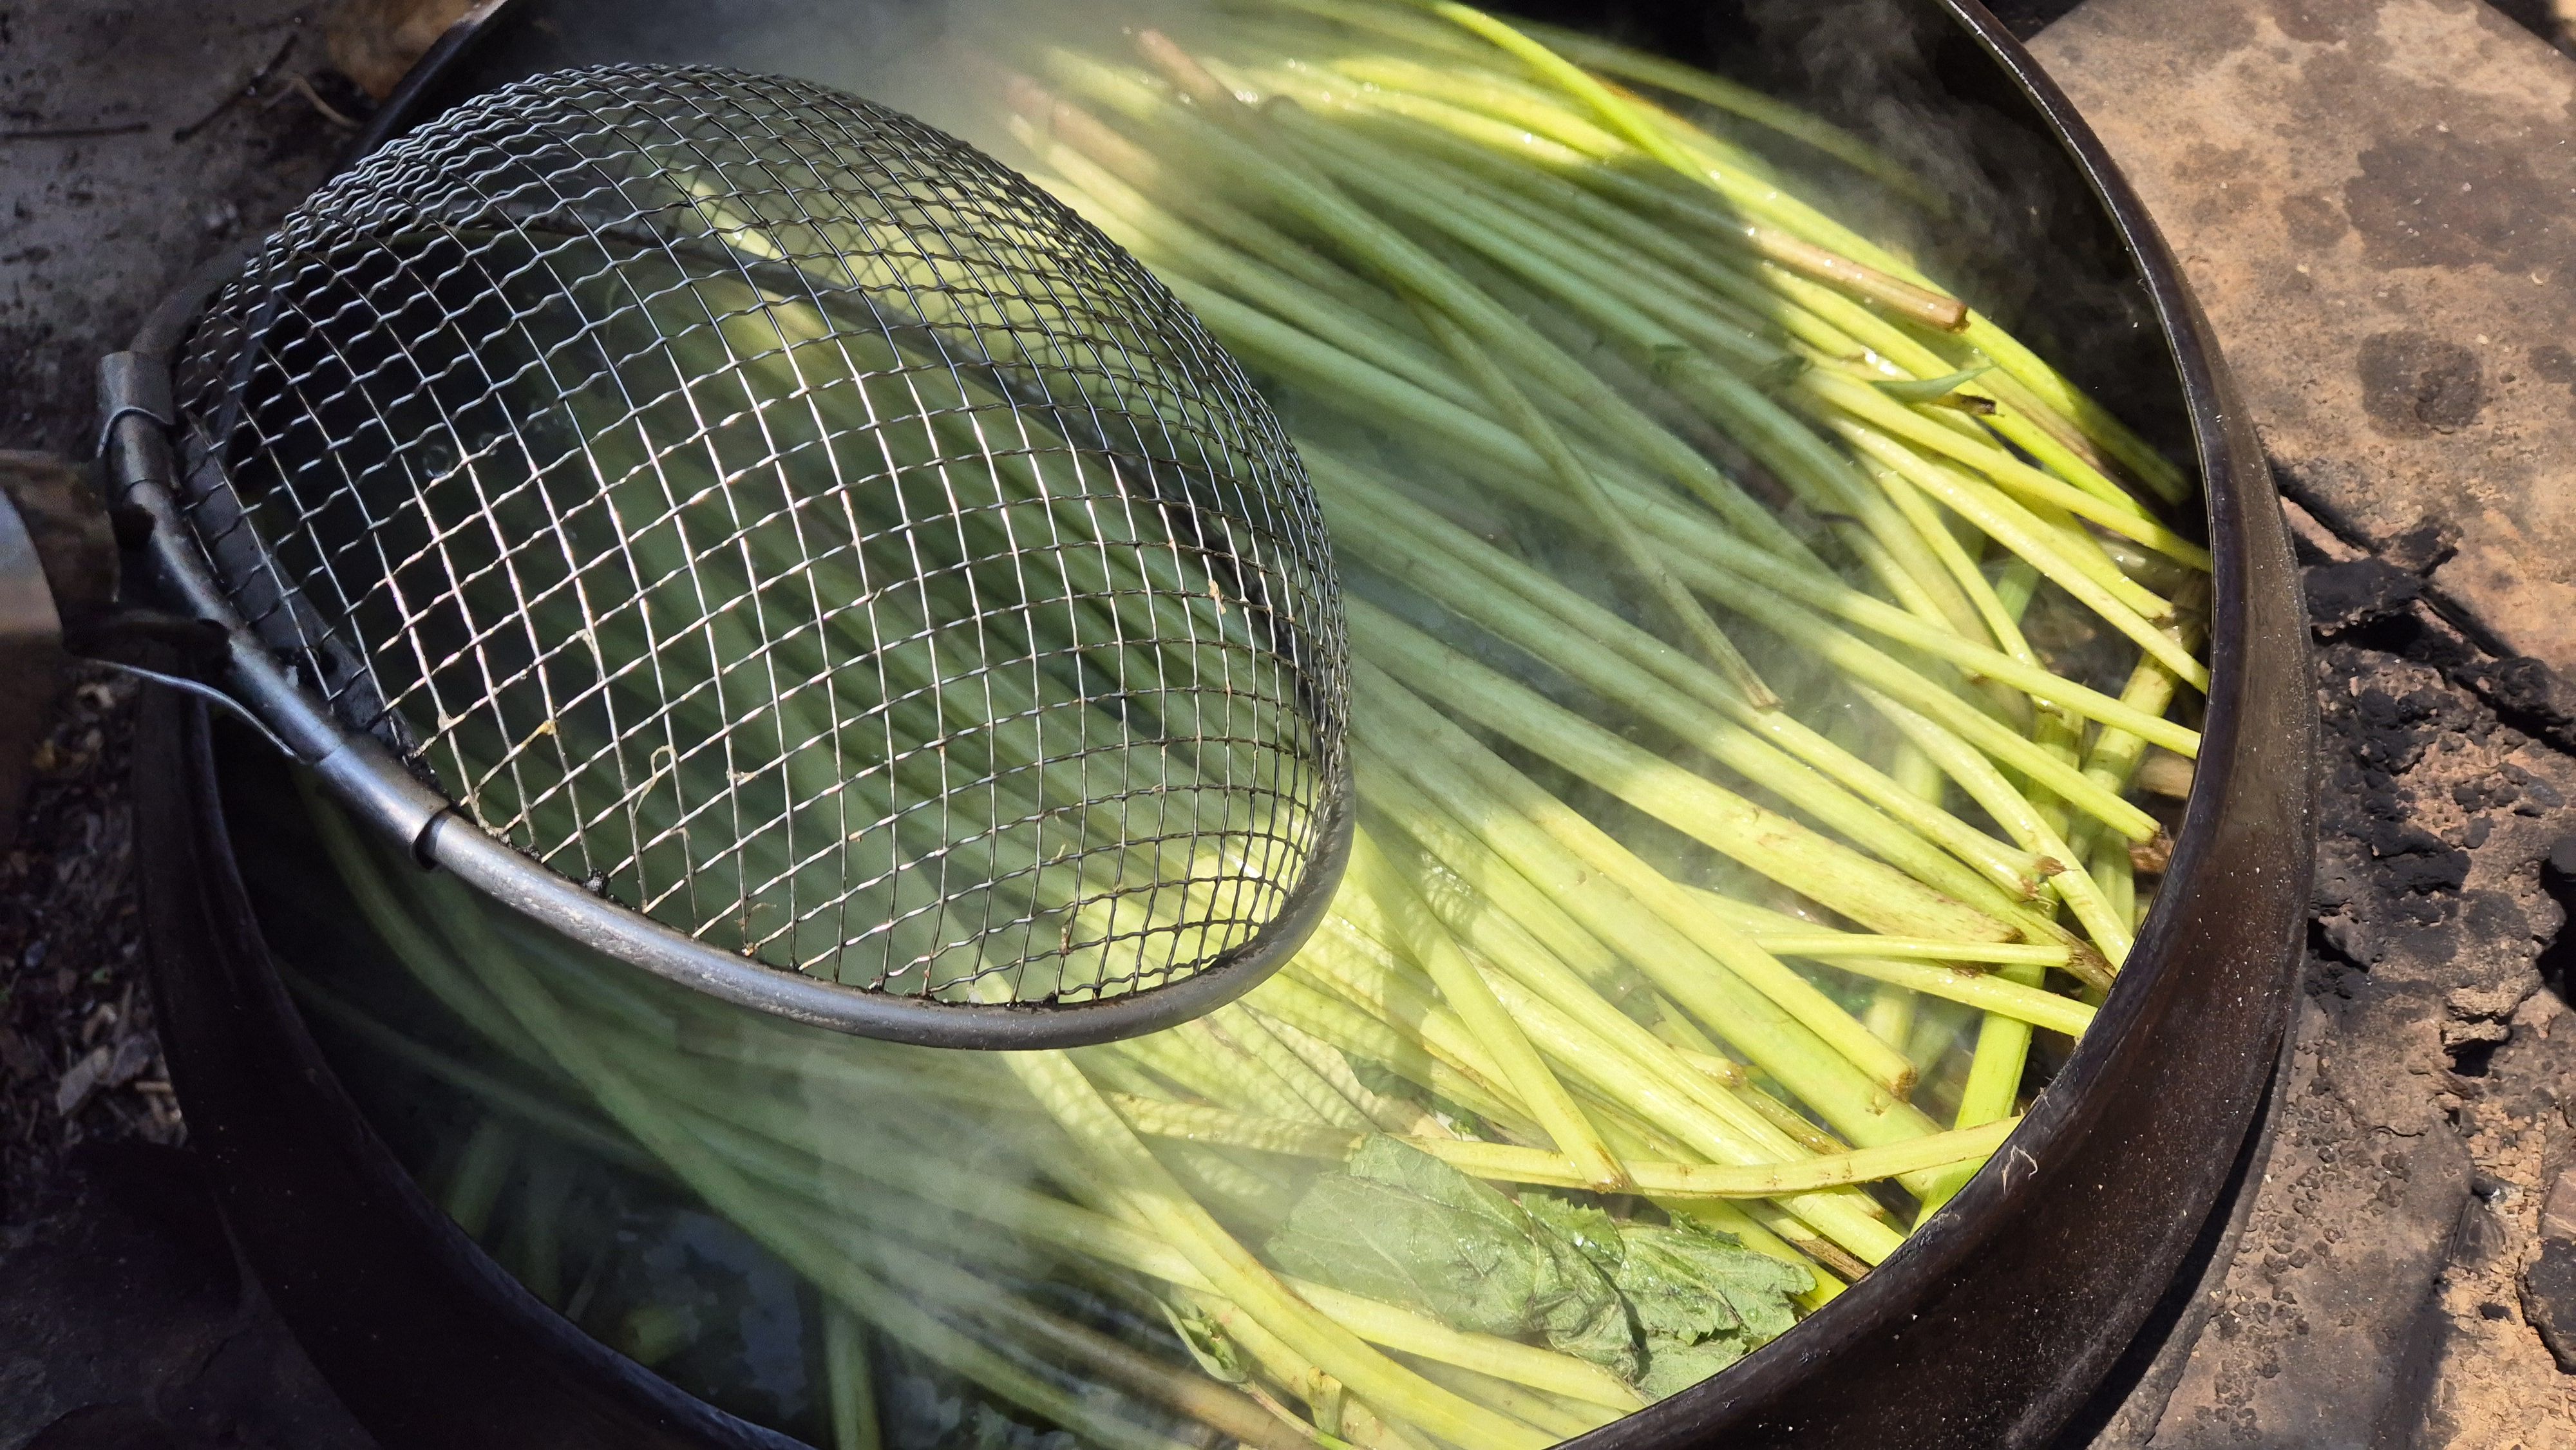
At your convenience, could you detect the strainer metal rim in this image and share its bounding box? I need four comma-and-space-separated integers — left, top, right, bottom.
101, 151, 1357, 1051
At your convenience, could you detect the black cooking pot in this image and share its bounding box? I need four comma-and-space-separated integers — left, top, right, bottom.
135, 3, 2316, 1446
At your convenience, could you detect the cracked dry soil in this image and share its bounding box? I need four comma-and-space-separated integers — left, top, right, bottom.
2107, 500, 2576, 1448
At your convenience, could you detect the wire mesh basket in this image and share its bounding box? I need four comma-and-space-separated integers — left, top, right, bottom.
158, 66, 1350, 1040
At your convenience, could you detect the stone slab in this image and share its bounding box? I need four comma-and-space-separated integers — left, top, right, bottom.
2030, 3, 2576, 1441
2033, 0, 2576, 676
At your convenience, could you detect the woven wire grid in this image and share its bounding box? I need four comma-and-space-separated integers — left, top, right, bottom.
168, 64, 1347, 1006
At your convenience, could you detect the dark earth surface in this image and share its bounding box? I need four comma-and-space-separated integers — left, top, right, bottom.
5, 1, 2576, 1447
1, 5, 377, 1445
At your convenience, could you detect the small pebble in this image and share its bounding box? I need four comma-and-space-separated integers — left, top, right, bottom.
2548, 834, 2576, 876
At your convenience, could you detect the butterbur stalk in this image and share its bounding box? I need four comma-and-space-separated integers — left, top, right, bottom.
275, 5, 2214, 1447
1410, 299, 1781, 708
1345, 829, 1631, 1189
999, 1048, 1560, 1450
824, 1306, 882, 1450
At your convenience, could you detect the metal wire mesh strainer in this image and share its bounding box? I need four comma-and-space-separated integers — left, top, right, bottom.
122, 64, 1350, 1046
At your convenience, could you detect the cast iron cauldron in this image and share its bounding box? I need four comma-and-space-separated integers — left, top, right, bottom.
133, 2, 2317, 1445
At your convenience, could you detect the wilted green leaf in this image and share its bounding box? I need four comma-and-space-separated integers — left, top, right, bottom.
1265, 1138, 1635, 1376
1616, 1221, 1810, 1347
1533, 1200, 1812, 1398
1521, 1194, 1623, 1277
1617, 1219, 1812, 1398
1155, 1297, 1248, 1384
1638, 1335, 1750, 1400
1267, 1135, 1545, 1335
1873, 363, 1994, 404
1268, 1144, 1810, 1398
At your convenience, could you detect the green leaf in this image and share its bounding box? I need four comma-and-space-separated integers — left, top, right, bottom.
1265, 1137, 1535, 1337
1613, 1221, 1812, 1350
1521, 1194, 1624, 1277
1638, 1334, 1752, 1400
1618, 1221, 1809, 1398
1265, 1138, 1638, 1377
1535, 1265, 1641, 1379
1155, 1296, 1249, 1384
1873, 364, 1994, 404
1266, 1144, 1809, 1398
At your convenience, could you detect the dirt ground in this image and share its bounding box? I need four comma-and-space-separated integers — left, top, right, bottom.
0, 0, 370, 1214
5, 1, 2576, 1447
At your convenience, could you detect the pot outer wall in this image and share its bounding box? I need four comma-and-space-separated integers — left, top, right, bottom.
135, 694, 809, 1450
133, 2, 2318, 1448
